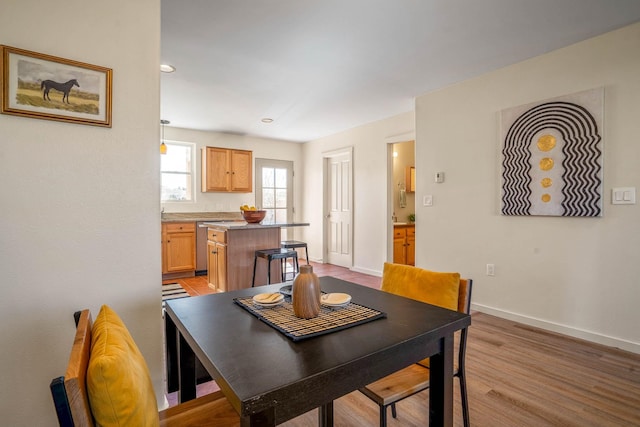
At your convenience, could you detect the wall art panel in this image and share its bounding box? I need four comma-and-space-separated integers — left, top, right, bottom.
500, 88, 603, 217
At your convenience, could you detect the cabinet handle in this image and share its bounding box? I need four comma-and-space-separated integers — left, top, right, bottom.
211, 251, 217, 254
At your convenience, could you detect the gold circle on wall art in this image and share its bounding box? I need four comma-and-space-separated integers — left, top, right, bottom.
537, 134, 556, 152
541, 177, 553, 188
539, 157, 554, 171
541, 194, 551, 203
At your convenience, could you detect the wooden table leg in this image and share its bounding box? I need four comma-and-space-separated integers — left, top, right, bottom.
165, 312, 179, 393
429, 334, 454, 426
240, 408, 276, 426
319, 401, 334, 427
178, 332, 197, 403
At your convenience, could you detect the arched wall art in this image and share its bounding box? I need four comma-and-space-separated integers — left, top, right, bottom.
500, 88, 604, 217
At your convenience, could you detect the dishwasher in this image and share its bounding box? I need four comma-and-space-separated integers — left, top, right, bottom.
195, 222, 208, 275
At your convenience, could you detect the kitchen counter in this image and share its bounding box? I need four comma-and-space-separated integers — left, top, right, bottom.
161, 212, 243, 222
201, 221, 310, 229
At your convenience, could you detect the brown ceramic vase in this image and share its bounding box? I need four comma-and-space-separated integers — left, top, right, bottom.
292, 265, 321, 319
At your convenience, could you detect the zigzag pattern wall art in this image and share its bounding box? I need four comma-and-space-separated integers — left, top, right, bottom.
500, 88, 603, 217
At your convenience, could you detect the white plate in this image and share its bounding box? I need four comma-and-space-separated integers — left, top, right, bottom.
253, 300, 284, 308
321, 293, 351, 306
253, 292, 284, 305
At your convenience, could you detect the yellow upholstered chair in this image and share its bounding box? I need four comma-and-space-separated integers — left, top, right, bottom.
359, 263, 472, 427
50, 306, 239, 427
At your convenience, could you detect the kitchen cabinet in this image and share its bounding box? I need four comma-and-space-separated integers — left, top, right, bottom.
201, 147, 252, 193
393, 224, 415, 266
162, 222, 196, 277
207, 229, 228, 292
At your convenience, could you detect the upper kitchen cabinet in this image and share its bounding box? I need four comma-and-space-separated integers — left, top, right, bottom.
201, 146, 252, 193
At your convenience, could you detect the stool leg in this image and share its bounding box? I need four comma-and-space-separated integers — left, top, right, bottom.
267, 257, 271, 284
305, 246, 309, 265
294, 253, 299, 275
252, 255, 258, 287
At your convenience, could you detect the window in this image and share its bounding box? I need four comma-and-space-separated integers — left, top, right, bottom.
161, 142, 195, 202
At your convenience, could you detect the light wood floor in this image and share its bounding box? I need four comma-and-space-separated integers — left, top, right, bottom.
165, 264, 640, 426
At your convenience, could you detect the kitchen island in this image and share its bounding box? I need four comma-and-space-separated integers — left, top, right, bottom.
202, 221, 309, 292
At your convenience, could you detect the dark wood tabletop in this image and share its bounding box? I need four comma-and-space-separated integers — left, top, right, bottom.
165, 276, 471, 426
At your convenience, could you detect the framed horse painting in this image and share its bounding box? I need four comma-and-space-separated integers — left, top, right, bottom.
0, 45, 112, 127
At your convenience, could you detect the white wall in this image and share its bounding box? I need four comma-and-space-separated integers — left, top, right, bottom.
161, 127, 303, 220
301, 112, 414, 275
0, 0, 163, 425
415, 23, 640, 352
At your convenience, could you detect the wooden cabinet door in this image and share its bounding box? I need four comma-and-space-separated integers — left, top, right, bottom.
393, 227, 406, 264
230, 150, 252, 192
215, 243, 227, 292
165, 229, 196, 272
201, 147, 252, 193
406, 227, 415, 266
202, 147, 230, 192
207, 241, 218, 290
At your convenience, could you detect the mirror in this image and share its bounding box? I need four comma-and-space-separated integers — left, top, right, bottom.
406, 166, 415, 193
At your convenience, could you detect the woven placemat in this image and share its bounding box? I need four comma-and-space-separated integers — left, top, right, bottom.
234, 296, 386, 341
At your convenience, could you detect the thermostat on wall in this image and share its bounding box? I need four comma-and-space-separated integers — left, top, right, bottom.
435, 172, 445, 183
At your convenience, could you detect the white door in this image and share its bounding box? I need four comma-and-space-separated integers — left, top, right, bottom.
324, 149, 353, 267
255, 159, 294, 240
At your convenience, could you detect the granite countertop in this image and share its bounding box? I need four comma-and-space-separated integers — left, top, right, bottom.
161, 212, 243, 222
201, 221, 310, 230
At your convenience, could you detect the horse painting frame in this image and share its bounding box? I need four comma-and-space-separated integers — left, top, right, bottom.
0, 45, 112, 127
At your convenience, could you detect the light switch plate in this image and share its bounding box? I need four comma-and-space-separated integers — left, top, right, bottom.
612, 187, 636, 205
423, 195, 433, 206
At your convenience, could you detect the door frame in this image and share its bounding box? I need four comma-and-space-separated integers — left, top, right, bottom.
322, 146, 354, 266
386, 132, 415, 263
255, 158, 294, 240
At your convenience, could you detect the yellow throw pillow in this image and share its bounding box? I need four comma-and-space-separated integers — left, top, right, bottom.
87, 305, 159, 427
381, 263, 460, 368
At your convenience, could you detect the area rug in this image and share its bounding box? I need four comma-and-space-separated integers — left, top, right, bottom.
162, 283, 190, 302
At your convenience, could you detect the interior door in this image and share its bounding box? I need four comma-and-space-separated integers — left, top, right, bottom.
325, 149, 353, 267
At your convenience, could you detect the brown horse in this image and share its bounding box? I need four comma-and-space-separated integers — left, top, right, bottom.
41, 79, 80, 103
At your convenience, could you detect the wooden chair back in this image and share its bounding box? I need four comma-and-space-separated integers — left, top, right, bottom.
458, 278, 473, 315
50, 309, 94, 426
50, 309, 240, 427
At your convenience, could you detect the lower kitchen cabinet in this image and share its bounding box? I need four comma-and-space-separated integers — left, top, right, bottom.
162, 222, 196, 277
207, 229, 228, 292
393, 224, 415, 266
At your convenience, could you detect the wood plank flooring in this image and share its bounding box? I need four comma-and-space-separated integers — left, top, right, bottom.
165, 264, 640, 426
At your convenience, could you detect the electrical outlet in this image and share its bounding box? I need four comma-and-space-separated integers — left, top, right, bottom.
486, 264, 495, 276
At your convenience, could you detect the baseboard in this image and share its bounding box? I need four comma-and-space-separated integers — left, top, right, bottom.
472, 303, 640, 354
350, 265, 382, 277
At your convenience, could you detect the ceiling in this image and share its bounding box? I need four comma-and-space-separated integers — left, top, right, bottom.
160, 0, 640, 143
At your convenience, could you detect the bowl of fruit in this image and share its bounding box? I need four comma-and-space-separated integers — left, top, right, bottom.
240, 205, 267, 223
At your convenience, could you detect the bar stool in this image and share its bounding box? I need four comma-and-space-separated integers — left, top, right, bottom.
281, 240, 309, 275
252, 248, 299, 287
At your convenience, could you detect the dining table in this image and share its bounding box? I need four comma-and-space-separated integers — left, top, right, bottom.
164, 276, 471, 426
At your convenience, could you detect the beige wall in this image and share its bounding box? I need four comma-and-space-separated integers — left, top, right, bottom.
301, 112, 415, 275
0, 0, 162, 424
415, 23, 640, 352
161, 127, 303, 219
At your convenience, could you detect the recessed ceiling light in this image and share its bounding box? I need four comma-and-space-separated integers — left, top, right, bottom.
160, 64, 176, 73
261, 118, 274, 123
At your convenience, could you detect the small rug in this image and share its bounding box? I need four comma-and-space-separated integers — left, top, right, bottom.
162, 283, 190, 302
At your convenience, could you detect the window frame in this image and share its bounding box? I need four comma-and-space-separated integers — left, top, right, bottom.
160, 140, 196, 203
